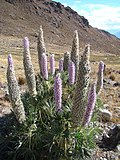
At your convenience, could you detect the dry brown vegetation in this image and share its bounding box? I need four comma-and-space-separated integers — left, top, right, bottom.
0, 35, 120, 124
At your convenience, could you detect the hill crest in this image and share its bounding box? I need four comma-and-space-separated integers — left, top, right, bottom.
1, 0, 120, 54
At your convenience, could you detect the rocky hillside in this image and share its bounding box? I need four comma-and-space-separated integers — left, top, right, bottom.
0, 0, 120, 54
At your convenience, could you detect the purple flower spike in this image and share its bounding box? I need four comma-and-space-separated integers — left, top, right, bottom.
54, 73, 62, 112
7, 54, 26, 123
96, 61, 104, 94
68, 61, 75, 85
23, 37, 29, 51
59, 58, 63, 72
82, 83, 96, 127
8, 54, 14, 71
99, 61, 104, 71
41, 53, 48, 80
50, 54, 55, 75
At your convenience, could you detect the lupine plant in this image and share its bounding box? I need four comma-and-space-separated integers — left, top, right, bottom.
82, 82, 96, 127
96, 61, 104, 94
68, 60, 75, 85
59, 58, 64, 72
50, 54, 55, 75
54, 73, 62, 112
23, 37, 37, 96
37, 26, 46, 74
1, 30, 104, 160
63, 51, 71, 71
7, 54, 26, 123
72, 44, 91, 127
41, 53, 48, 80
71, 30, 79, 79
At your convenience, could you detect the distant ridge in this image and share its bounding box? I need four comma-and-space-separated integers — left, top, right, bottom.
1, 0, 120, 54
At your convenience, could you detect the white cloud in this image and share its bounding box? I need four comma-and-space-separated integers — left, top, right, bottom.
75, 0, 81, 3
74, 4, 120, 31
62, 3, 68, 7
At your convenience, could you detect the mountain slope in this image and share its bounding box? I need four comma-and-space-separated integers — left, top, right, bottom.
0, 0, 120, 55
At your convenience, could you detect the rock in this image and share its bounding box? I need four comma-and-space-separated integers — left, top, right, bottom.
1, 66, 5, 69
98, 125, 120, 150
4, 93, 10, 102
113, 82, 120, 87
103, 79, 120, 87
103, 104, 109, 109
5, 0, 16, 4
99, 109, 112, 122
65, 6, 89, 27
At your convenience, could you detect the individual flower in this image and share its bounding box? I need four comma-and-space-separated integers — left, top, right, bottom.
59, 58, 63, 72
50, 54, 55, 75
54, 73, 62, 112
7, 54, 26, 123
96, 61, 104, 94
82, 82, 96, 127
23, 37, 37, 96
68, 61, 75, 85
41, 53, 48, 80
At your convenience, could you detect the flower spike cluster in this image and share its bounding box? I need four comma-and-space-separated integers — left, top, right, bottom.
82, 83, 96, 127
72, 44, 91, 127
63, 51, 71, 71
23, 37, 37, 96
7, 54, 26, 123
96, 61, 104, 95
68, 61, 75, 85
50, 54, 55, 75
54, 73, 62, 112
41, 53, 48, 80
59, 58, 63, 72
71, 30, 79, 79
37, 26, 46, 74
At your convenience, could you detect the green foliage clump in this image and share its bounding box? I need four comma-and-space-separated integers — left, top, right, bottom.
0, 72, 100, 160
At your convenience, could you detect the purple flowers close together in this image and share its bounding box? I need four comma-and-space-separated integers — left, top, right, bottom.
23, 37, 29, 51
68, 61, 75, 85
54, 73, 62, 112
7, 54, 26, 123
99, 61, 104, 71
50, 54, 55, 75
41, 53, 48, 80
8, 54, 14, 71
23, 37, 37, 96
82, 83, 96, 127
59, 58, 63, 72
98, 61, 104, 85
96, 61, 104, 94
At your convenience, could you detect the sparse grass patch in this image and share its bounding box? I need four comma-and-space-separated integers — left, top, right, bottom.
109, 74, 116, 81
18, 77, 26, 85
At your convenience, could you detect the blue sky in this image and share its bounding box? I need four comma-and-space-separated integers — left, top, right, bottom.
54, 0, 120, 34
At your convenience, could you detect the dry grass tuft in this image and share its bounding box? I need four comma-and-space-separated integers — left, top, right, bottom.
18, 77, 26, 85
109, 75, 115, 81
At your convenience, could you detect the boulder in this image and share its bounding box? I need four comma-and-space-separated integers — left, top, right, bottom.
99, 109, 112, 122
